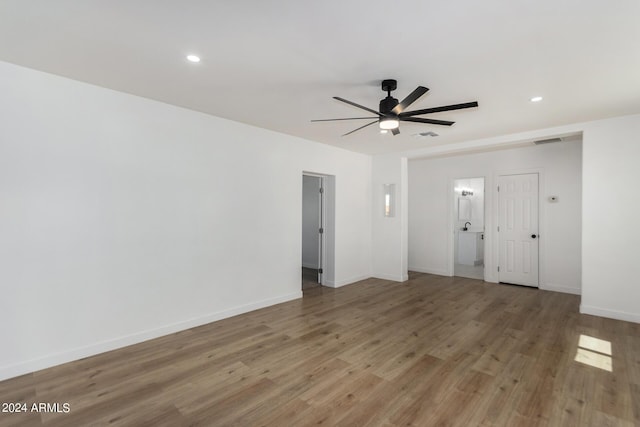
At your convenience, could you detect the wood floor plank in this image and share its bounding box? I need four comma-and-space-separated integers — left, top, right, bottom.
0, 273, 638, 426
629, 383, 640, 425
243, 397, 311, 427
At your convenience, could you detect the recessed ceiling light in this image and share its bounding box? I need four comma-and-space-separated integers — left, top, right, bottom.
380, 129, 388, 134
530, 96, 543, 102
186, 55, 201, 63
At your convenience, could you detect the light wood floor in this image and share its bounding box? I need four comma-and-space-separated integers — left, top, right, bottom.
1, 273, 639, 426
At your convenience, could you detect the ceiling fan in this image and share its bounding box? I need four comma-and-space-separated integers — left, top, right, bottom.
312, 79, 478, 136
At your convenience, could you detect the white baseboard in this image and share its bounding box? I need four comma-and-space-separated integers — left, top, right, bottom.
408, 266, 451, 277
540, 283, 581, 295
372, 273, 408, 282
580, 304, 640, 324
325, 274, 370, 288
0, 291, 302, 382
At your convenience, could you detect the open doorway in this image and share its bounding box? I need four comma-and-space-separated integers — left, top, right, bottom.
302, 174, 324, 290
453, 177, 485, 280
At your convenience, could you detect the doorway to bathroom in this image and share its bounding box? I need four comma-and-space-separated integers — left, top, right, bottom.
453, 177, 485, 280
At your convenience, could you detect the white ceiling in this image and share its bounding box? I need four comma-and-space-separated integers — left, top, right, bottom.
1, 1, 639, 155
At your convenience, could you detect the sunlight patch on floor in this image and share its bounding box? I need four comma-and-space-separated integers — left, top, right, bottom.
574, 334, 612, 372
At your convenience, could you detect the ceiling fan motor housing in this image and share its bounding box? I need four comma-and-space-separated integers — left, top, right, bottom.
379, 96, 399, 115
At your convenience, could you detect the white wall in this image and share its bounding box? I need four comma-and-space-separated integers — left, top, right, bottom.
0, 61, 372, 380
581, 114, 640, 323
302, 175, 320, 268
408, 139, 583, 294
371, 155, 408, 281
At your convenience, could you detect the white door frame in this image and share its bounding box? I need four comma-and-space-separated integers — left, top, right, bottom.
447, 176, 487, 280
302, 172, 335, 287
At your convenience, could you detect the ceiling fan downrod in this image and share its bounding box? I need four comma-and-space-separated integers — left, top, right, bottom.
380, 79, 399, 115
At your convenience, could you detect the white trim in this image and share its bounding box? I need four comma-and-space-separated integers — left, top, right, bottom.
400, 157, 410, 282
409, 266, 450, 277
325, 274, 370, 288
302, 171, 334, 287
371, 273, 408, 282
540, 283, 581, 295
301, 171, 327, 179
580, 304, 640, 324
402, 125, 585, 160
0, 291, 301, 382
447, 178, 455, 277
318, 176, 325, 285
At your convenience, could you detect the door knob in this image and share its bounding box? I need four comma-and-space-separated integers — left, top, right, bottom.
531, 234, 537, 239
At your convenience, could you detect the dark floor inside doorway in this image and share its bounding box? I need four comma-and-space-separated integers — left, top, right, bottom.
302, 267, 320, 291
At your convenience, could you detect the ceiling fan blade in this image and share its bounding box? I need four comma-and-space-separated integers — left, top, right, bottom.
333, 97, 382, 117
391, 128, 400, 136
311, 117, 378, 122
399, 101, 479, 117
400, 117, 454, 126
391, 86, 429, 115
342, 120, 379, 136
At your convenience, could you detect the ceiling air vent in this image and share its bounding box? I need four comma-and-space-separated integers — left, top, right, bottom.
534, 137, 563, 145
413, 131, 439, 139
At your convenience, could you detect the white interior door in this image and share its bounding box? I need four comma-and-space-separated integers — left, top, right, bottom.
498, 173, 539, 287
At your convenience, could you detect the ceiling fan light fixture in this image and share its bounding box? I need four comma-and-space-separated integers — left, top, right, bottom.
379, 118, 399, 130
312, 79, 477, 137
